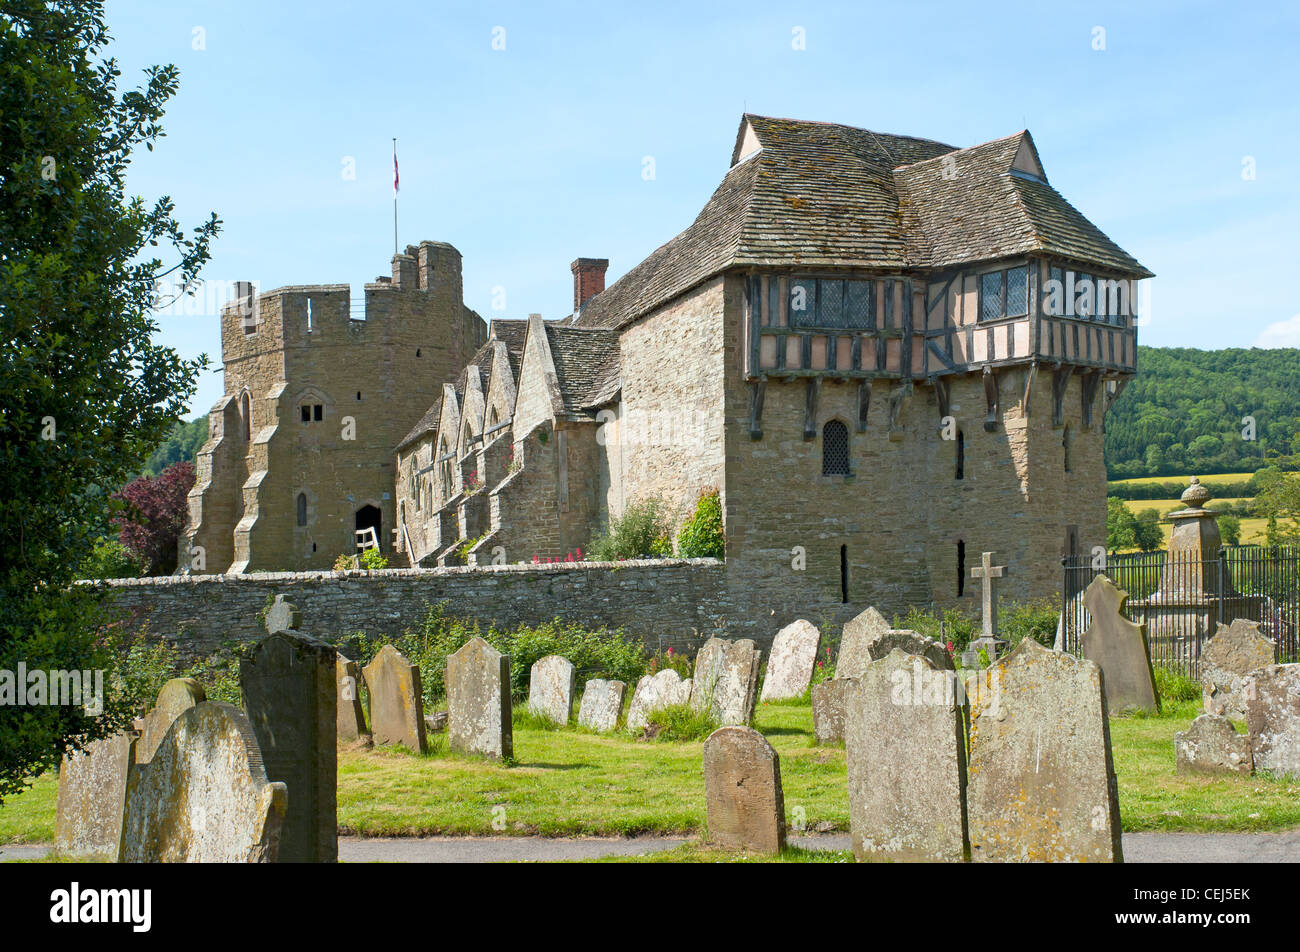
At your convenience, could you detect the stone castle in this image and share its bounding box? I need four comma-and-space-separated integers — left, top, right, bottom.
183, 114, 1151, 630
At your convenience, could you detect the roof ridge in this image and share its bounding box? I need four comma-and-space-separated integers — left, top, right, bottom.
894, 131, 1026, 171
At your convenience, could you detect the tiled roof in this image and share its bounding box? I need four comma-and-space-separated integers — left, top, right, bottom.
489, 319, 528, 381
396, 397, 442, 451
576, 115, 1151, 330
545, 324, 621, 413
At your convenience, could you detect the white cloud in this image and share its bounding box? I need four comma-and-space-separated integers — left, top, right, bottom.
1254, 313, 1300, 348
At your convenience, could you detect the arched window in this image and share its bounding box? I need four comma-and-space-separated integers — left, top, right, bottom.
296, 492, 307, 527
822, 420, 850, 476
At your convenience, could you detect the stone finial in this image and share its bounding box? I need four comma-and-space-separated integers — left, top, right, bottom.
1179, 476, 1212, 510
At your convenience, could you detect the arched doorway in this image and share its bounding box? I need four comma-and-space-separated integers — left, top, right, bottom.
355, 505, 382, 553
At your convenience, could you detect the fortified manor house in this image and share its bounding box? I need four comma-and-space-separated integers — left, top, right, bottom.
183, 114, 1151, 629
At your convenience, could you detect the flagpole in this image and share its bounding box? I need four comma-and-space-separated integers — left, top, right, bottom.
392, 138, 398, 256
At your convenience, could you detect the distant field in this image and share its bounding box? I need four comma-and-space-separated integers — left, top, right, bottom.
1109, 472, 1258, 489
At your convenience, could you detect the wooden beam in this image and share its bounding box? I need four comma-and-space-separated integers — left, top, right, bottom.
982, 365, 999, 432
1021, 361, 1038, 418
1051, 365, 1073, 427
935, 377, 951, 422
1080, 369, 1102, 428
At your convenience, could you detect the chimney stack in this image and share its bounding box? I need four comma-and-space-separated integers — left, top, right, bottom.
570, 258, 609, 312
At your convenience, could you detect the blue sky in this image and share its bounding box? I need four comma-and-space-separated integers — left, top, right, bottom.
106, 1, 1300, 417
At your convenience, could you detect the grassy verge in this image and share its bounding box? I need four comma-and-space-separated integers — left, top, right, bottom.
3, 697, 1298, 845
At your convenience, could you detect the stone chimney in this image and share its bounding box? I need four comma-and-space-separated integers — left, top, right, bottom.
571, 258, 609, 312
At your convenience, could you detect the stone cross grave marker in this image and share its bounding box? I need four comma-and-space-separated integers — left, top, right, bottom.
1080, 575, 1160, 715
135, 678, 206, 765
527, 654, 576, 726
963, 551, 1007, 666
759, 620, 821, 702
120, 702, 287, 863
703, 726, 786, 854
446, 637, 513, 760
577, 679, 626, 732
336, 653, 369, 742
240, 625, 338, 863
362, 645, 428, 753
54, 730, 137, 860
966, 639, 1123, 863
846, 649, 968, 862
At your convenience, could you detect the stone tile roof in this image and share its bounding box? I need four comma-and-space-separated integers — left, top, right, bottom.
545, 324, 621, 413
576, 114, 1151, 331
893, 133, 1153, 277
396, 397, 442, 452
489, 319, 528, 381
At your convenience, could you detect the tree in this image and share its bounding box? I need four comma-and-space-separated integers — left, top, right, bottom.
1216, 513, 1242, 547
1106, 497, 1137, 551
0, 3, 219, 800
1255, 464, 1300, 545
113, 461, 195, 575
1132, 509, 1165, 552
677, 489, 725, 559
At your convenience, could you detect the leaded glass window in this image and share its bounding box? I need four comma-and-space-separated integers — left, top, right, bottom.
788, 279, 817, 327
822, 420, 850, 476
980, 271, 1004, 321
844, 280, 874, 328
1006, 266, 1028, 316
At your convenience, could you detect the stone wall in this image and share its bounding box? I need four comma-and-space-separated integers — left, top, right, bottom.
91, 559, 727, 661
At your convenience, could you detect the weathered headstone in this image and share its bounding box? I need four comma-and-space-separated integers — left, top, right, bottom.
527, 654, 576, 726
865, 628, 953, 671
577, 678, 626, 732
1245, 663, 1300, 779
336, 653, 368, 742
811, 678, 856, 745
446, 637, 513, 760
1203, 618, 1276, 720
362, 645, 427, 753
1175, 714, 1253, 776
703, 726, 786, 853
54, 730, 137, 860
1079, 575, 1160, 715
846, 650, 968, 862
836, 606, 890, 680
626, 669, 687, 732
120, 702, 287, 863
759, 620, 821, 701
240, 628, 338, 863
690, 638, 761, 725
135, 678, 206, 765
263, 594, 302, 635
966, 639, 1123, 863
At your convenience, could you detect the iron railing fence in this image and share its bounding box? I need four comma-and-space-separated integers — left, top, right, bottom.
1060, 545, 1300, 677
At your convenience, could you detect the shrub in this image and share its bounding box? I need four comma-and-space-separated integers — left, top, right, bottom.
646, 647, 692, 679
640, 702, 718, 742
588, 497, 674, 561
998, 597, 1060, 649
811, 645, 836, 685
1153, 665, 1201, 703
334, 553, 358, 570
360, 548, 389, 571
677, 490, 725, 559
113, 462, 196, 575
81, 536, 143, 580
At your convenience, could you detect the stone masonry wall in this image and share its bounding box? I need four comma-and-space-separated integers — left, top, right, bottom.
93, 560, 726, 661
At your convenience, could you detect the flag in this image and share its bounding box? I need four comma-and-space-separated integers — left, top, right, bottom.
393, 149, 400, 196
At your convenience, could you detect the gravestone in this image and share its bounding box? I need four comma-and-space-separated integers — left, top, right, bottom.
626, 669, 688, 732
703, 726, 785, 853
54, 730, 137, 860
963, 552, 1008, 666
120, 702, 287, 863
1175, 714, 1252, 776
336, 653, 369, 742
362, 645, 427, 753
527, 655, 576, 726
446, 637, 513, 760
846, 650, 968, 862
1079, 575, 1160, 715
1202, 618, 1275, 720
135, 678, 206, 765
577, 679, 626, 732
966, 639, 1123, 863
836, 606, 890, 680
865, 628, 953, 671
811, 678, 856, 745
1244, 663, 1300, 779
240, 626, 338, 863
690, 638, 761, 725
263, 594, 302, 635
759, 620, 821, 701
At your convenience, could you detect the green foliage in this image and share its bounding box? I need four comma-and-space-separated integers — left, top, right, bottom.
1105, 346, 1300, 479
588, 497, 674, 561
0, 2, 220, 799
640, 703, 718, 742
677, 490, 725, 559
1132, 508, 1164, 552
334, 553, 358, 571
646, 647, 692, 679
810, 644, 836, 685
365, 604, 652, 711
894, 605, 977, 657
1216, 512, 1242, 546
1254, 465, 1300, 544
998, 597, 1060, 648
1107, 497, 1137, 551
79, 536, 143, 580
1108, 474, 1262, 501
1153, 666, 1201, 703
360, 548, 389, 571
139, 416, 207, 477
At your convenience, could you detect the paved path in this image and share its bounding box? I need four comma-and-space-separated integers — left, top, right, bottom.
5, 830, 1300, 863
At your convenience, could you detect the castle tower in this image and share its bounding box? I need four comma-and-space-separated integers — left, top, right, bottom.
182, 241, 488, 573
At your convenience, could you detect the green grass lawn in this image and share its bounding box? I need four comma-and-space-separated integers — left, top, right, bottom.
3, 698, 1298, 846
